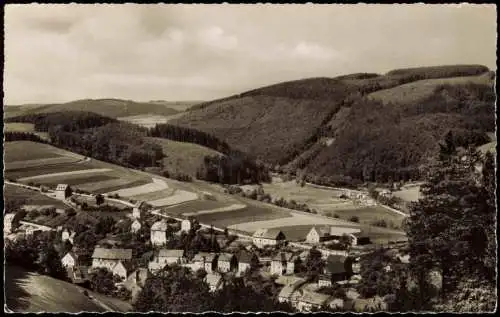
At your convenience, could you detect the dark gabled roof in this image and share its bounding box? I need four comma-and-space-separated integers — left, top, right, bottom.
158, 249, 184, 258
237, 250, 256, 264
252, 228, 286, 240
218, 252, 235, 262
91, 248, 133, 260
193, 252, 218, 262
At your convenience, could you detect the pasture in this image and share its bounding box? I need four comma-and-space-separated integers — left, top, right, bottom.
4, 123, 50, 140
4, 141, 78, 163
117, 114, 171, 128
327, 205, 406, 227
3, 184, 68, 209
147, 137, 224, 177
367, 73, 492, 105
393, 186, 421, 203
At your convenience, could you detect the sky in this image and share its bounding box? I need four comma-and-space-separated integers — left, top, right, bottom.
3, 4, 497, 104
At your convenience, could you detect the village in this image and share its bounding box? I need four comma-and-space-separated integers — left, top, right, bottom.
4, 181, 412, 312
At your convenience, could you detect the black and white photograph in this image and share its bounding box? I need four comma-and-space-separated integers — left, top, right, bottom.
2, 3, 497, 313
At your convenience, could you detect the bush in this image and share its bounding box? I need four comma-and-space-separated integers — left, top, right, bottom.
333, 214, 340, 218
371, 219, 387, 228
349, 216, 360, 223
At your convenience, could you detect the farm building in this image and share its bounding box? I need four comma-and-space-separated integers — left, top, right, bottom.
270, 252, 295, 276
252, 228, 286, 248
123, 268, 151, 302
91, 247, 133, 273
20, 222, 54, 236
55, 184, 72, 200
236, 250, 258, 274
193, 252, 218, 273
201, 191, 216, 200
131, 219, 142, 233
61, 252, 80, 269
150, 220, 169, 246
217, 253, 238, 273
277, 280, 307, 308
328, 227, 362, 246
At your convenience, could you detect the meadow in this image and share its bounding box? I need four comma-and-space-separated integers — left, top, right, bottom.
4, 123, 50, 140
3, 184, 68, 209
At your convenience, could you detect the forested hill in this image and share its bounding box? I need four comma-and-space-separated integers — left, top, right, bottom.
170, 65, 495, 185
3, 98, 184, 119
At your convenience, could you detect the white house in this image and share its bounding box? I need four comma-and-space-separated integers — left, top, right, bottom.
91, 247, 133, 273
252, 228, 286, 249
132, 201, 144, 219
193, 252, 218, 273
112, 261, 133, 281
148, 249, 185, 273
55, 184, 72, 200
318, 274, 333, 288
306, 226, 333, 244
123, 268, 151, 302
270, 252, 294, 276
150, 220, 168, 246
131, 220, 142, 233
62, 229, 76, 244
61, 252, 79, 269
217, 253, 237, 273
329, 227, 362, 247
205, 273, 223, 292
237, 251, 258, 274
181, 219, 191, 233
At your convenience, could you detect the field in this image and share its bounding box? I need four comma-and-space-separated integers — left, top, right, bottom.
3, 184, 68, 209
393, 186, 421, 202
5, 266, 132, 313
148, 190, 198, 207
4, 122, 50, 140
327, 205, 406, 227
478, 141, 496, 155
367, 73, 493, 105
4, 141, 152, 194
147, 137, 224, 176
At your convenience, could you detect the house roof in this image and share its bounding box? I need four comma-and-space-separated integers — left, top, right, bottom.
218, 252, 235, 262
91, 247, 133, 260
275, 275, 306, 286
205, 273, 222, 288
134, 201, 145, 208
329, 227, 361, 236
113, 261, 134, 274
278, 280, 306, 299
56, 184, 69, 191
4, 213, 16, 223
252, 228, 286, 240
310, 226, 331, 237
126, 268, 150, 287
325, 255, 348, 275
237, 250, 256, 264
158, 249, 184, 258
64, 252, 78, 261
151, 220, 168, 231
193, 252, 217, 262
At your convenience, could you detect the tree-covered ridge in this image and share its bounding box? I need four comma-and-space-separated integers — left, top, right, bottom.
5, 111, 118, 132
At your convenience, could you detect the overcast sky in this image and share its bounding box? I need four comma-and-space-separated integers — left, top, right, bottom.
4, 4, 497, 104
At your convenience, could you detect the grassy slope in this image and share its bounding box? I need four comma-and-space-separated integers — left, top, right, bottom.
4, 98, 189, 119
170, 65, 493, 169
147, 137, 224, 176
5, 266, 132, 313
3, 184, 68, 209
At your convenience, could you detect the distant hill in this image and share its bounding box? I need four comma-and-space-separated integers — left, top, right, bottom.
3, 99, 194, 119
170, 65, 495, 183
5, 266, 132, 313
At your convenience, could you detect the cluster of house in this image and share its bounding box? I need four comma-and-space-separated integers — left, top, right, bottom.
340, 189, 376, 206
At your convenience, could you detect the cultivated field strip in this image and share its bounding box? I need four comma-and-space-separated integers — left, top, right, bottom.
5, 156, 82, 170
107, 178, 168, 197
148, 190, 198, 207
17, 168, 113, 182
182, 203, 247, 216
130, 188, 176, 201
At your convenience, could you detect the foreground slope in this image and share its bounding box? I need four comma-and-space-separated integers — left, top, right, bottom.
5, 266, 132, 313
171, 65, 494, 182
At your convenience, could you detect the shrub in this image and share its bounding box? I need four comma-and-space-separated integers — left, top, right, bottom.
333, 214, 340, 218
371, 219, 388, 228
349, 216, 360, 223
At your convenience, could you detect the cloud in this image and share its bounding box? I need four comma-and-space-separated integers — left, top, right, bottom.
3, 4, 497, 104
